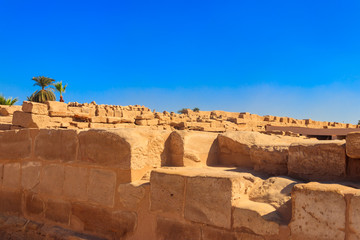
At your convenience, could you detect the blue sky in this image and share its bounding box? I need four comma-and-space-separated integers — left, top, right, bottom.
1, 0, 360, 123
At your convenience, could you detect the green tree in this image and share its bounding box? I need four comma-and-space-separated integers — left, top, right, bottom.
192, 107, 200, 112
53, 81, 68, 102
0, 94, 18, 106
28, 76, 56, 103
177, 108, 188, 114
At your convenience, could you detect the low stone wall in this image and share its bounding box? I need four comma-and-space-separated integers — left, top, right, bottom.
0, 128, 360, 239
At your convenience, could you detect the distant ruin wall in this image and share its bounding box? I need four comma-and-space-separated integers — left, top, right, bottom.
0, 128, 360, 239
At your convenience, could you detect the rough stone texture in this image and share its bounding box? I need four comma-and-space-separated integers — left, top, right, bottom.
346, 132, 360, 158
288, 142, 346, 180
250, 145, 289, 175
249, 176, 300, 223
45, 199, 71, 224
12, 111, 50, 128
166, 131, 218, 167
150, 171, 185, 216
87, 169, 116, 207
349, 193, 360, 240
21, 162, 42, 190
0, 105, 22, 116
290, 183, 348, 240
34, 129, 78, 162
63, 166, 88, 200
39, 164, 64, 195
22, 101, 48, 115
25, 193, 44, 216
71, 203, 136, 239
233, 200, 280, 236
0, 129, 32, 160
117, 181, 147, 210
2, 162, 20, 189
201, 226, 238, 240
0, 189, 22, 214
347, 158, 360, 181
156, 217, 201, 240
185, 176, 234, 229
47, 101, 68, 113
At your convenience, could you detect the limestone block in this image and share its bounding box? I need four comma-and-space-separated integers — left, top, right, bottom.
250, 145, 289, 175
0, 189, 22, 214
185, 176, 235, 229
288, 142, 346, 180
233, 200, 280, 236
346, 132, 360, 158
0, 105, 21, 116
347, 158, 360, 181
156, 217, 201, 240
90, 116, 107, 123
2, 163, 20, 189
290, 183, 348, 240
22, 162, 42, 191
25, 192, 44, 216
166, 131, 219, 167
89, 122, 113, 128
63, 166, 88, 200
45, 199, 71, 224
71, 203, 136, 238
107, 117, 122, 124
34, 129, 78, 162
12, 111, 50, 128
136, 112, 154, 120
0, 129, 32, 160
249, 176, 300, 223
49, 111, 74, 117
46, 101, 68, 113
150, 171, 185, 216
22, 101, 48, 115
87, 169, 116, 207
117, 181, 147, 210
39, 164, 64, 195
95, 106, 106, 116
349, 193, 360, 240
201, 226, 238, 240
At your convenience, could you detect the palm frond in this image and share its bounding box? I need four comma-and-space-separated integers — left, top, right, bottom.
32, 76, 55, 89
0, 94, 18, 106
28, 89, 56, 103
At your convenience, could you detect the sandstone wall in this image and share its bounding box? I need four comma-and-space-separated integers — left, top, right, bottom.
0, 128, 359, 239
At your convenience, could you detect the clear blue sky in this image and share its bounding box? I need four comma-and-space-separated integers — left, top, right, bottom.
1, 0, 360, 123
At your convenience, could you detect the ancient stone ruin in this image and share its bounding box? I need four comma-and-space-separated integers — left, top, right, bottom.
0, 101, 359, 239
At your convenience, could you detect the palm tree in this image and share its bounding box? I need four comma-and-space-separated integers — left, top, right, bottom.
53, 81, 67, 102
0, 94, 18, 105
28, 76, 56, 103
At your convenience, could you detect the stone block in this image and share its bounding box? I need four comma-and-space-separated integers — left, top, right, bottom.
107, 117, 122, 124
88, 169, 116, 207
46, 101, 68, 113
201, 226, 238, 240
288, 142, 346, 180
34, 129, 78, 162
21, 162, 41, 190
150, 171, 185, 216
290, 183, 348, 240
0, 189, 22, 214
63, 166, 88, 200
156, 217, 201, 240
166, 131, 219, 167
347, 158, 360, 181
25, 193, 44, 216
349, 193, 360, 240
45, 199, 71, 224
2, 163, 20, 189
22, 101, 48, 115
347, 132, 360, 158
233, 200, 280, 236
12, 111, 50, 128
0, 105, 22, 116
39, 164, 64, 195
90, 116, 107, 123
250, 145, 289, 175
0, 129, 32, 160
71, 203, 136, 238
117, 181, 147, 210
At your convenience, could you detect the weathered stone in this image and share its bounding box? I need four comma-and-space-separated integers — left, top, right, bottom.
71, 203, 136, 239
250, 145, 289, 175
46, 101, 68, 113
117, 181, 147, 210
347, 132, 360, 158
63, 166, 88, 200
0, 129, 32, 160
150, 171, 185, 216
2, 163, 20, 189
21, 162, 41, 190
166, 131, 218, 167
347, 158, 360, 181
233, 200, 280, 236
12, 111, 50, 128
25, 193, 44, 216
0, 189, 22, 214
45, 199, 71, 224
201, 226, 238, 240
88, 169, 116, 207
288, 142, 346, 180
39, 164, 64, 195
156, 217, 201, 240
22, 101, 48, 115
290, 183, 348, 240
349, 193, 360, 240
34, 129, 78, 162
0, 105, 22, 116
